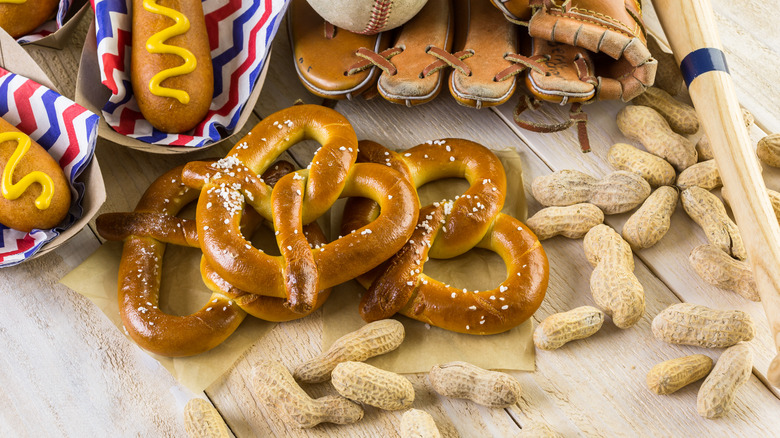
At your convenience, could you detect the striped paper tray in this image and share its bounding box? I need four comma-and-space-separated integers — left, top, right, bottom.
0, 65, 102, 267
14, 0, 88, 46
80, 0, 289, 153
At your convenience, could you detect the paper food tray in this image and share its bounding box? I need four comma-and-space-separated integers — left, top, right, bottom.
11, 0, 91, 49
0, 29, 104, 267
75, 0, 288, 153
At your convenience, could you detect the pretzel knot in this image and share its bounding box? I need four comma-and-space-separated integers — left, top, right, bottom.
181, 105, 419, 315
96, 162, 335, 357
342, 139, 549, 334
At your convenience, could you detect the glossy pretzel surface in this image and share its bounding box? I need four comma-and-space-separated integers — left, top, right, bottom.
343, 139, 548, 334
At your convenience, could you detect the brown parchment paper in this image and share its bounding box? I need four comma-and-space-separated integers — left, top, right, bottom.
322, 148, 536, 374
59, 148, 535, 390
60, 239, 276, 394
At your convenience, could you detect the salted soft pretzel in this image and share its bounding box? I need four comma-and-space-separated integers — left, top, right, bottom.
182, 104, 419, 314
96, 162, 332, 357
342, 139, 549, 335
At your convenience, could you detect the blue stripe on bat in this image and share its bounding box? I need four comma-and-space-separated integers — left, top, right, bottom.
680, 48, 729, 87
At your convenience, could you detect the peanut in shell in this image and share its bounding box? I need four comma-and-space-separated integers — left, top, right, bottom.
651, 303, 755, 348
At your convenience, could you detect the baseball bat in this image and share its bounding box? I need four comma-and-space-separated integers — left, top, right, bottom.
653, 0, 780, 386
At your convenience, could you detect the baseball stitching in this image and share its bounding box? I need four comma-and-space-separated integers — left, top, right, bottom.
361, 0, 393, 35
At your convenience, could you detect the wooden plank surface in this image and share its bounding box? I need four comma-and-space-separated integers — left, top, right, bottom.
643, 0, 780, 134
326, 94, 780, 437
492, 99, 780, 397
0, 2, 778, 437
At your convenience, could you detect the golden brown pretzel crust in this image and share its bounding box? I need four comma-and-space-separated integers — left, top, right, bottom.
131, 0, 213, 133
0, 117, 71, 232
344, 139, 548, 334
200, 160, 333, 322
98, 164, 244, 356
353, 139, 507, 258
394, 211, 547, 334
0, 0, 59, 38
182, 105, 419, 314
96, 161, 332, 356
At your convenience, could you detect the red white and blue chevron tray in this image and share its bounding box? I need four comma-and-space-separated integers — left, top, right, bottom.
14, 0, 82, 44
89, 0, 289, 149
0, 67, 100, 267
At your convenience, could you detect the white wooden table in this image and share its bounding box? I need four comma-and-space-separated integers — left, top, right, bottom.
3, 2, 780, 436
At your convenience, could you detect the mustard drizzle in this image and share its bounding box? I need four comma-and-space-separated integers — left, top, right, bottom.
0, 0, 28, 4
143, 0, 197, 104
1, 132, 55, 210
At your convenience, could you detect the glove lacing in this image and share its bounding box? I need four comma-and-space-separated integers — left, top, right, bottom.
508, 52, 595, 153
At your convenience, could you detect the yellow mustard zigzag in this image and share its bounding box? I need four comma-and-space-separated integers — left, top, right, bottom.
143, 0, 198, 104
1, 132, 55, 210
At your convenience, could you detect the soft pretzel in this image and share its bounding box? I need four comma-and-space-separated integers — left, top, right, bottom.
97, 164, 242, 356
96, 161, 331, 356
0, 117, 71, 232
182, 104, 420, 314
342, 139, 549, 334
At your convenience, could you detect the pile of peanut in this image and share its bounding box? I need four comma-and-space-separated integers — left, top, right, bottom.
526, 76, 771, 419
179, 318, 544, 437
181, 57, 779, 436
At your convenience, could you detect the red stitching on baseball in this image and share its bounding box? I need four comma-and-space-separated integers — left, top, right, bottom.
360, 0, 393, 35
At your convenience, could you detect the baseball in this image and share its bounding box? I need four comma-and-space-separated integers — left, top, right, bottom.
306, 0, 429, 35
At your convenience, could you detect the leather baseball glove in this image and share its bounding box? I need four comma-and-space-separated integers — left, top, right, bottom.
492, 0, 657, 151
495, 0, 656, 103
